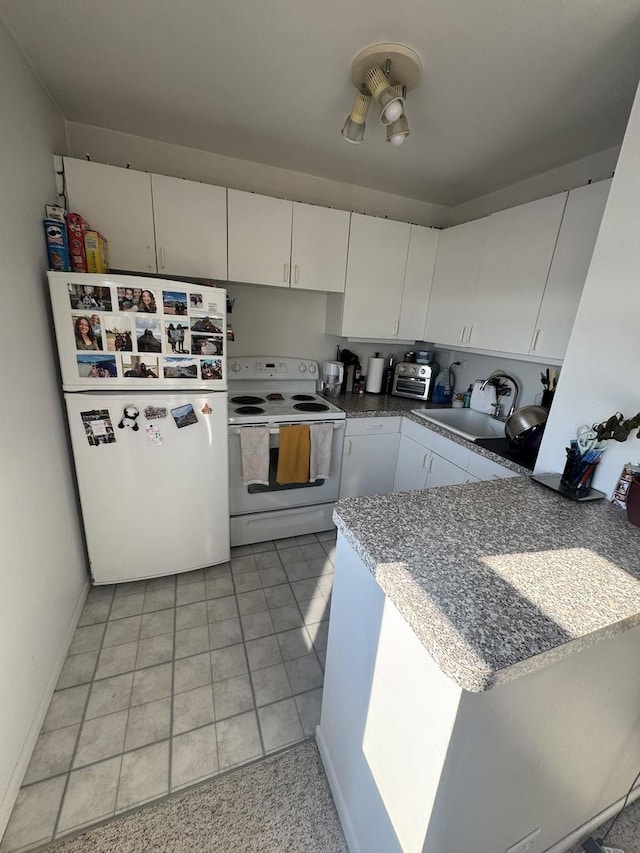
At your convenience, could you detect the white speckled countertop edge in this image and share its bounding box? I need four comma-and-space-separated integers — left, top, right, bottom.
332, 478, 640, 692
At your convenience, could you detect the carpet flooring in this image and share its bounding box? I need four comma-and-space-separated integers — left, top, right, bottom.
567, 796, 640, 853
36, 739, 347, 853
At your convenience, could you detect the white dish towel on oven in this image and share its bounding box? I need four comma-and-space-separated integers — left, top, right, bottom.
240, 426, 270, 485
309, 423, 333, 482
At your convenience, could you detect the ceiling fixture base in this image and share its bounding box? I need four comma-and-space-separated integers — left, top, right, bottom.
351, 43, 422, 92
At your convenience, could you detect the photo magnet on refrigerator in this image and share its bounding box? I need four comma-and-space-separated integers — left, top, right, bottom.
145, 425, 163, 446
172, 404, 198, 428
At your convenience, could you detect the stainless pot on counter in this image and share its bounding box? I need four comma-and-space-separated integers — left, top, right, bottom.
505, 405, 548, 450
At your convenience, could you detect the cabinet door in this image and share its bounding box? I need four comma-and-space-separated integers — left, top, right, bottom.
340, 214, 411, 339
393, 435, 430, 491
339, 433, 400, 498
471, 193, 567, 354
424, 217, 489, 347
530, 179, 611, 360
151, 174, 227, 280
63, 157, 156, 273
398, 225, 440, 341
291, 202, 350, 293
227, 189, 293, 287
425, 452, 469, 489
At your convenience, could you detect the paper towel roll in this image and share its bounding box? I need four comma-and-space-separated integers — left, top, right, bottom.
366, 357, 385, 393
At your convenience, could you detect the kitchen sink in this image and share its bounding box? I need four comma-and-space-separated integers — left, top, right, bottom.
412, 408, 507, 441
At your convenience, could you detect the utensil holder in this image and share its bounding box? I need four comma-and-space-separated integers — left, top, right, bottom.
560, 451, 599, 492
541, 389, 555, 411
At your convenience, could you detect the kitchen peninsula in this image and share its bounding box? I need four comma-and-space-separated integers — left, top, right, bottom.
317, 477, 640, 853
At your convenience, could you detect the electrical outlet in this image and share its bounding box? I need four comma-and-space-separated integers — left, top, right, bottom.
506, 827, 541, 853
458, 359, 466, 368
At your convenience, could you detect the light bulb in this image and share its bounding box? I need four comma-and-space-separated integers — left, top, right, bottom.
382, 100, 403, 124
389, 132, 406, 147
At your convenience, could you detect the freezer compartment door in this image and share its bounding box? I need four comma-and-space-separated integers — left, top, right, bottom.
48, 272, 226, 391
65, 391, 229, 583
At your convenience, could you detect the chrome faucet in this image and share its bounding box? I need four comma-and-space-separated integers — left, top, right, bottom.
480, 372, 520, 420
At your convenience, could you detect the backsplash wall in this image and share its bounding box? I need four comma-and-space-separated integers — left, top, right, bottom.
226, 284, 557, 407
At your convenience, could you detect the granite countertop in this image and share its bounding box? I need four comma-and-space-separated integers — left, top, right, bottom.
333, 477, 640, 692
334, 393, 530, 475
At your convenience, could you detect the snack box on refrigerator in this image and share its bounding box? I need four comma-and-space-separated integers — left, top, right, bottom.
84, 230, 110, 273
66, 212, 89, 273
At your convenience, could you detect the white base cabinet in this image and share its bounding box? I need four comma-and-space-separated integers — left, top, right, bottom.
393, 417, 517, 492
339, 418, 401, 499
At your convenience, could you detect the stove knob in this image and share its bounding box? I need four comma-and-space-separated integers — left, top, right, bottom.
230, 361, 241, 373
299, 363, 307, 373
409, 366, 417, 375
308, 363, 317, 374
399, 364, 406, 373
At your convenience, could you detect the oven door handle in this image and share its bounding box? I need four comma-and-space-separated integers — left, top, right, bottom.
229, 421, 346, 436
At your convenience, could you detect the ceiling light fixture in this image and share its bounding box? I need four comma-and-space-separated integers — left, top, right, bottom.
341, 90, 372, 144
341, 43, 421, 147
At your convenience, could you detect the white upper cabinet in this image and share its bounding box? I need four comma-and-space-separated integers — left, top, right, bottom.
330, 213, 411, 339
151, 174, 227, 280
291, 202, 350, 293
227, 189, 293, 287
530, 178, 611, 360
398, 224, 440, 340
63, 157, 156, 273
424, 216, 489, 347
470, 192, 567, 354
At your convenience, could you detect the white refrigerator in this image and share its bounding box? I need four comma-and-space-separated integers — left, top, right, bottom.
48, 272, 230, 584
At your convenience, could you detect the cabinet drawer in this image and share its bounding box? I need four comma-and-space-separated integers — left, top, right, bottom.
466, 453, 520, 481
345, 417, 401, 437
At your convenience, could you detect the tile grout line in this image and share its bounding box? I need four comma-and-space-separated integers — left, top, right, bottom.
51, 584, 117, 841
229, 551, 267, 762
166, 574, 178, 795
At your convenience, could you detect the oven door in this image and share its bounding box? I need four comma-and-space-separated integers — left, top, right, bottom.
228, 420, 345, 515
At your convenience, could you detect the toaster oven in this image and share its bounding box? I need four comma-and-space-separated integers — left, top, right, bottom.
391, 362, 434, 401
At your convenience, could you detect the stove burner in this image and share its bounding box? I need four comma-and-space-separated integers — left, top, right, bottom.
235, 406, 265, 415
266, 393, 284, 401
292, 394, 316, 401
231, 395, 265, 405
293, 402, 330, 412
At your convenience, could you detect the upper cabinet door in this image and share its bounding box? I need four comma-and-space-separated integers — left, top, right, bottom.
151, 175, 227, 280
398, 225, 440, 341
63, 158, 156, 274
291, 203, 350, 293
424, 217, 489, 347
530, 179, 611, 360
341, 213, 411, 339
227, 189, 293, 287
471, 193, 567, 354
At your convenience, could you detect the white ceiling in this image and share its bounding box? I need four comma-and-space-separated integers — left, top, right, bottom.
3, 0, 640, 206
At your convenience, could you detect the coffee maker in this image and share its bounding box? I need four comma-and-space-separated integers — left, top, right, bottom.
321, 360, 344, 399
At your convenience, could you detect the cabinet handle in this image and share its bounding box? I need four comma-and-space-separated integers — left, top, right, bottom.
159, 247, 166, 269
393, 320, 399, 336
466, 325, 474, 343
366, 424, 382, 430
344, 439, 352, 456
422, 453, 428, 469
294, 264, 300, 284
284, 263, 289, 283
460, 326, 467, 342
531, 328, 541, 351
428, 455, 434, 473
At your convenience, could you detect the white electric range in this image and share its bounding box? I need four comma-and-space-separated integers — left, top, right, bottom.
227, 357, 346, 546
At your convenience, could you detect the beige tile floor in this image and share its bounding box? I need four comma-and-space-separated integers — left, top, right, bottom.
0, 532, 335, 853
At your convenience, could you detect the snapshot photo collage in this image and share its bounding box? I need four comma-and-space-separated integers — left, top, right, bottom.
68, 283, 224, 381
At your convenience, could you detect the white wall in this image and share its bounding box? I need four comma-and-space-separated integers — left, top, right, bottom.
0, 20, 88, 835
535, 79, 640, 496
65, 122, 447, 227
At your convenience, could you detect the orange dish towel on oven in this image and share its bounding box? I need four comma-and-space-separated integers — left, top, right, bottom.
276, 424, 311, 484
